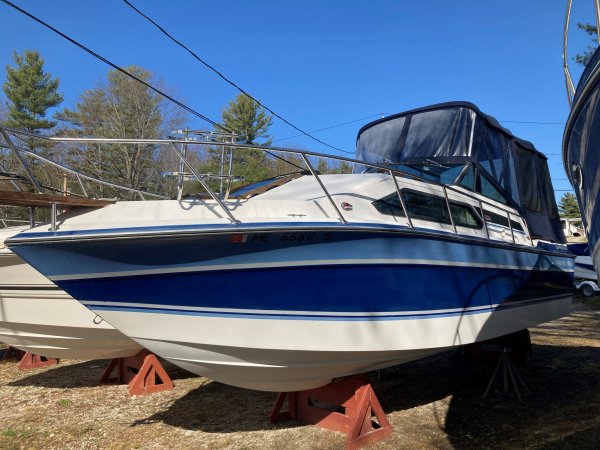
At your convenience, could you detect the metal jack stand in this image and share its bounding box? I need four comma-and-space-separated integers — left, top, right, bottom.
483, 346, 531, 403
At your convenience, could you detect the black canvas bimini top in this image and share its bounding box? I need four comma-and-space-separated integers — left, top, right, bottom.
356, 102, 564, 243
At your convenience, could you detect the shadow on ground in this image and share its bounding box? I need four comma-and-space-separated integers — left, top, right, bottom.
131, 338, 600, 446
441, 342, 600, 449
132, 379, 291, 432
7, 357, 195, 389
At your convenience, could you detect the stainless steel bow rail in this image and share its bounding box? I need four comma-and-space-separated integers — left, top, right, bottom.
0, 126, 531, 245
563, 0, 600, 106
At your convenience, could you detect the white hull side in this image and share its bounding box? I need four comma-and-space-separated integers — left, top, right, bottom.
0, 253, 142, 359
94, 295, 571, 391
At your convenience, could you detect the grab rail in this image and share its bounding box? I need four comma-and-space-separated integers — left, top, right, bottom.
0, 139, 168, 200
563, 0, 600, 107
0, 126, 532, 245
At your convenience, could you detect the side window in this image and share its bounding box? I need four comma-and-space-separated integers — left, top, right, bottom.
511, 219, 524, 232
459, 165, 508, 205
478, 174, 508, 205
372, 194, 406, 217
459, 165, 476, 190
483, 210, 524, 231
450, 203, 482, 228
373, 191, 482, 229
402, 191, 450, 223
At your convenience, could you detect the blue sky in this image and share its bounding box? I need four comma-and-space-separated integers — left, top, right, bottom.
0, 0, 597, 198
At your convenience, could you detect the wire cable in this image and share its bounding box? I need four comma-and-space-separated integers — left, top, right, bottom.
274, 113, 386, 143
122, 0, 352, 154
0, 0, 230, 133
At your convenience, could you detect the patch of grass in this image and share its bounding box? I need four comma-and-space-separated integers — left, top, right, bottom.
57, 398, 72, 407
75, 425, 95, 436
0, 429, 17, 437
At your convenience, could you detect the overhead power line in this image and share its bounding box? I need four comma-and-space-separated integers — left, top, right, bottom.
122, 0, 352, 155
0, 0, 229, 133
273, 114, 387, 143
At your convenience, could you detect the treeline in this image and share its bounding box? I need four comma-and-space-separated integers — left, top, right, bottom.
0, 49, 353, 208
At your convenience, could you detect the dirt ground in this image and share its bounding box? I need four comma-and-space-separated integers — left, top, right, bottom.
1, 298, 600, 450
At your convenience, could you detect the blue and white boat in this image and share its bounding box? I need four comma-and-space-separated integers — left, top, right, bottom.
562, 1, 600, 279
6, 102, 573, 391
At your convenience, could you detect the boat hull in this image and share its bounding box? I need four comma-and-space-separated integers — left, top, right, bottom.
8, 226, 574, 391
563, 46, 600, 279
94, 294, 570, 391
0, 253, 142, 359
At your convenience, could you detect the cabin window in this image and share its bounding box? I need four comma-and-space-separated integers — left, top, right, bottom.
372, 194, 405, 217
402, 190, 451, 223
372, 191, 482, 229
478, 175, 507, 205
483, 209, 524, 232
450, 203, 482, 228
459, 165, 508, 205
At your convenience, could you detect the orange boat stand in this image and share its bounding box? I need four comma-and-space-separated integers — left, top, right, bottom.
0, 347, 53, 371
270, 375, 392, 449
100, 349, 174, 396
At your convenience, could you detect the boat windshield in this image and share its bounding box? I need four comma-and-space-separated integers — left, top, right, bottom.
385, 162, 465, 185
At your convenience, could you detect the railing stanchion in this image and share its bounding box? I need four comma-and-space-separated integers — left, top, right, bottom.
29, 207, 35, 228
300, 154, 347, 224
50, 203, 57, 231
389, 170, 413, 228
75, 173, 88, 197
168, 143, 240, 224
0, 127, 45, 193
442, 186, 457, 234
507, 211, 515, 243
479, 201, 490, 239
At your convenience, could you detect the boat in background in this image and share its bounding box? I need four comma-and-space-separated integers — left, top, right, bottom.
0, 226, 142, 359
5, 104, 574, 392
568, 242, 598, 280
562, 0, 600, 279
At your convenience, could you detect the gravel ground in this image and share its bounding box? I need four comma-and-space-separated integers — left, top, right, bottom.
1, 299, 599, 450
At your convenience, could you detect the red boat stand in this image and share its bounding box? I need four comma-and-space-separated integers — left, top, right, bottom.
100, 349, 174, 396
269, 375, 392, 449
17, 352, 59, 370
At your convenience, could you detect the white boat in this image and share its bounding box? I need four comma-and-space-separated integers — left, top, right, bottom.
6, 103, 574, 391
0, 226, 142, 360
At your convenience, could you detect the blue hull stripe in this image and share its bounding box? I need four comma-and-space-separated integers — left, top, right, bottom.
57, 264, 573, 314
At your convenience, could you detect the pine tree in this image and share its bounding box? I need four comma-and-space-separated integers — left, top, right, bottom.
575, 23, 599, 66
558, 192, 581, 218
221, 93, 272, 145
217, 94, 274, 185
3, 50, 63, 132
